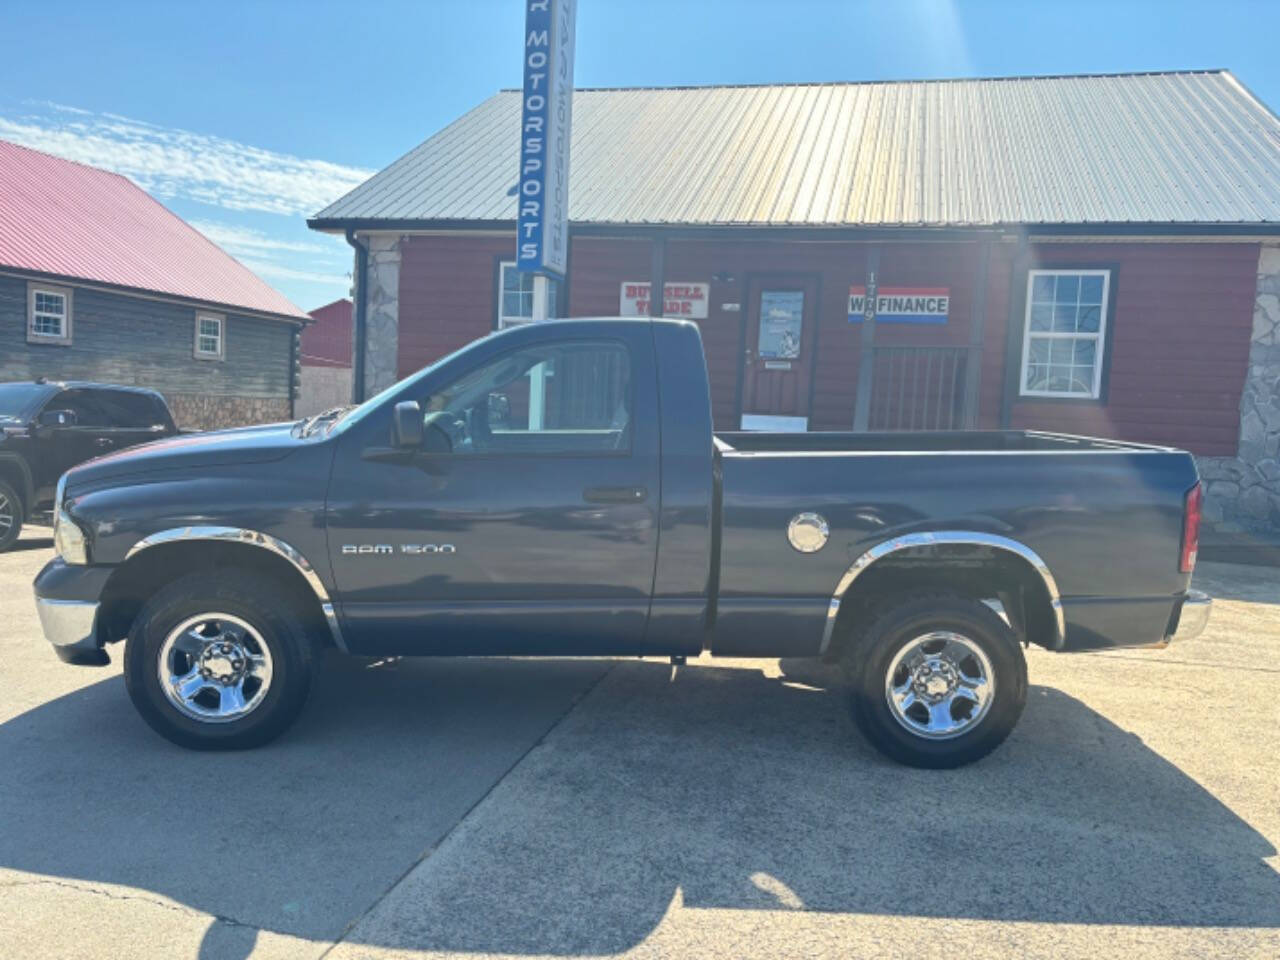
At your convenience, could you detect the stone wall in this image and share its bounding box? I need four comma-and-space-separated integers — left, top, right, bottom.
297, 365, 353, 417
167, 394, 292, 432
362, 234, 401, 397
1197, 244, 1280, 534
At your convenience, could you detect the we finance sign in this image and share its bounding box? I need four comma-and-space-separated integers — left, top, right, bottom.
516, 0, 576, 276
848, 286, 949, 324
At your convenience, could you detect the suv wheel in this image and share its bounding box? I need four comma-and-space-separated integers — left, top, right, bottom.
0, 478, 22, 553
124, 571, 315, 749
843, 594, 1027, 769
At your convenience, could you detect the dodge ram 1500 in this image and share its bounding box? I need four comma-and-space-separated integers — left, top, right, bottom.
33, 318, 1210, 767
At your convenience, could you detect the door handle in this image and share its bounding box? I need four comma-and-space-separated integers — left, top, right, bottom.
583, 486, 648, 504
94, 437, 114, 448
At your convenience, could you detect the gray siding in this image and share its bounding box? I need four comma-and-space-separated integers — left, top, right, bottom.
0, 273, 292, 399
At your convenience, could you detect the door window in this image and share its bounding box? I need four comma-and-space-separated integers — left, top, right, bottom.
757, 290, 805, 359
422, 340, 631, 455
91, 390, 167, 428
47, 390, 111, 428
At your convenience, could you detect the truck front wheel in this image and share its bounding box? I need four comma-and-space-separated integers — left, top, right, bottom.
843, 594, 1027, 768
124, 571, 315, 750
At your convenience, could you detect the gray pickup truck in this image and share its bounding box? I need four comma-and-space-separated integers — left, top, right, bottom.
34, 318, 1209, 767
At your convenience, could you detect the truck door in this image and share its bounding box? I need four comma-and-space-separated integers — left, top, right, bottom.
30, 388, 115, 503
326, 325, 662, 656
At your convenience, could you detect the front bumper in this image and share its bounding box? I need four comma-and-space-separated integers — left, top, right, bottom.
35, 597, 107, 665
1167, 589, 1212, 643
33, 559, 113, 665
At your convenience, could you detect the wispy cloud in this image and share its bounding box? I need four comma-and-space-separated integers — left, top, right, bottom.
0, 107, 372, 216
240, 258, 350, 289
191, 220, 332, 256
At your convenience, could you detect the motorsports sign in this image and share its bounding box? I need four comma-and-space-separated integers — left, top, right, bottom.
516, 0, 576, 276
848, 286, 950, 324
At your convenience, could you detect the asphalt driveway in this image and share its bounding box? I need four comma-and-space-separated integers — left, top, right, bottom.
1, 526, 1277, 959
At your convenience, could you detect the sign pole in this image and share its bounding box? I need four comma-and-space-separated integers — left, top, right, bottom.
852, 245, 881, 431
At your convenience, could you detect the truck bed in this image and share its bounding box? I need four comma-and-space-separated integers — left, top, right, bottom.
708, 427, 1198, 658
715, 429, 1173, 454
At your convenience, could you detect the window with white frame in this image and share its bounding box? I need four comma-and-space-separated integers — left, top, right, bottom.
27, 284, 72, 344
1020, 269, 1110, 399
194, 312, 225, 360
498, 262, 535, 327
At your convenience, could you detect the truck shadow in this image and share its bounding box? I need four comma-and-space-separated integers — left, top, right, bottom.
0, 654, 1276, 959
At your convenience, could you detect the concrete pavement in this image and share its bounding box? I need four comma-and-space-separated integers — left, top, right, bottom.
1, 526, 1278, 959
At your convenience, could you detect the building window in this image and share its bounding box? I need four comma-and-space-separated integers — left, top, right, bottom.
27, 283, 73, 345
194, 312, 225, 360
498, 261, 535, 327
1020, 269, 1110, 399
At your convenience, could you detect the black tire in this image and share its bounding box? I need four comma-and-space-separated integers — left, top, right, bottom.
843, 594, 1027, 769
0, 478, 23, 553
124, 571, 315, 750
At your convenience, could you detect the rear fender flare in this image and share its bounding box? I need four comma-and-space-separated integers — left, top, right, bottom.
819, 530, 1065, 653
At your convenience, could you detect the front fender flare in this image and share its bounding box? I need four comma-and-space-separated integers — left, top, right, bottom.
125, 526, 347, 651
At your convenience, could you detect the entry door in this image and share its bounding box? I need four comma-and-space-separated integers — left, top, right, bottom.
741, 276, 818, 430
326, 330, 663, 657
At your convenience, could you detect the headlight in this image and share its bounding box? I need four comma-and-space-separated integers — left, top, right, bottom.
53, 476, 89, 565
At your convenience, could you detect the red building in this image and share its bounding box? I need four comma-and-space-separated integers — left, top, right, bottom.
311, 71, 1280, 535
296, 298, 353, 416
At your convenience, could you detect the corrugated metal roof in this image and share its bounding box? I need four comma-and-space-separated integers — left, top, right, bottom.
313, 70, 1280, 229
0, 140, 306, 319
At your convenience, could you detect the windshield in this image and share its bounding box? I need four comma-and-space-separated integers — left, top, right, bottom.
0, 383, 53, 420
326, 333, 497, 437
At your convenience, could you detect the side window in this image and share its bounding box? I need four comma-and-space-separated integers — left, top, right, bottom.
1020, 269, 1111, 399
496, 261, 557, 328
194, 312, 225, 360
92, 390, 165, 429
47, 390, 110, 428
423, 340, 631, 455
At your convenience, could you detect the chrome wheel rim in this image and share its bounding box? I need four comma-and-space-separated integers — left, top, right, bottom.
884, 631, 995, 740
0, 492, 13, 534
158, 613, 273, 723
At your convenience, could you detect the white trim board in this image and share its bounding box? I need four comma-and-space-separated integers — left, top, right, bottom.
740, 414, 808, 432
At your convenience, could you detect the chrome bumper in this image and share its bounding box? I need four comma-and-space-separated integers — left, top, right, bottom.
35, 597, 107, 665
1168, 590, 1212, 643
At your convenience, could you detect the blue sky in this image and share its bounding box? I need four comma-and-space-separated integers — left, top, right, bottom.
2, 0, 1278, 311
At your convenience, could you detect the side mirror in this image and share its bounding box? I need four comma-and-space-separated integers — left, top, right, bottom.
391, 401, 424, 449
39, 409, 78, 429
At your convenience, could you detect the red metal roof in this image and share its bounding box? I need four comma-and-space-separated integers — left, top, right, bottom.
0, 139, 305, 320
302, 298, 352, 367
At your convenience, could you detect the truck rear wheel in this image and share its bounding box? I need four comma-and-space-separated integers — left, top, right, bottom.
124, 571, 315, 750
843, 594, 1027, 769
0, 478, 22, 553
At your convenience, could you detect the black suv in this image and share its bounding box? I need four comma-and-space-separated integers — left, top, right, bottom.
0, 381, 179, 551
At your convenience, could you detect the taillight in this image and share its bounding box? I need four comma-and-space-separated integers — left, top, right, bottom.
1180, 483, 1202, 574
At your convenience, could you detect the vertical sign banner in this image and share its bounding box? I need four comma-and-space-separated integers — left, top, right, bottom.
517, 0, 576, 277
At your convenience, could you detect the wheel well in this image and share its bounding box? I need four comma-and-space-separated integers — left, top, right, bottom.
97, 541, 332, 648
826, 545, 1059, 659
0, 459, 30, 518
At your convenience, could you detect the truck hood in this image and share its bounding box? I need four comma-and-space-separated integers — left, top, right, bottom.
66, 421, 305, 489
